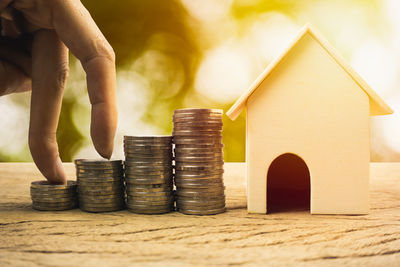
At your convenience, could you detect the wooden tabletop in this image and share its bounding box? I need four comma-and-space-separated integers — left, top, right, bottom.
0, 162, 399, 266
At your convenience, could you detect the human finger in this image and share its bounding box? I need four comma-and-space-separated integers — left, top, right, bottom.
0, 35, 31, 76
50, 0, 117, 158
29, 29, 68, 184
0, 59, 30, 95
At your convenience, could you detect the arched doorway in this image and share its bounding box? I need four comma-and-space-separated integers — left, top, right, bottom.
267, 153, 310, 213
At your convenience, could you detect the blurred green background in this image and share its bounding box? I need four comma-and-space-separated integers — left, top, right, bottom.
1, 0, 400, 162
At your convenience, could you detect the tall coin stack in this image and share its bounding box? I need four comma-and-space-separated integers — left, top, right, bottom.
124, 136, 174, 214
30, 181, 78, 211
74, 159, 125, 212
173, 108, 226, 215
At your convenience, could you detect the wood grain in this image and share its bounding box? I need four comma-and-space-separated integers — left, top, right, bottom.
0, 162, 399, 266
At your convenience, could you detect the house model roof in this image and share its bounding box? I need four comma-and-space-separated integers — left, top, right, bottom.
226, 23, 393, 120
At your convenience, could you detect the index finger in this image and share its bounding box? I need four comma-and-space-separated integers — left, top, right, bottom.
40, 0, 117, 158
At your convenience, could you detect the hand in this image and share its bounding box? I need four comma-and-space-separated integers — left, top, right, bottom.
0, 0, 118, 184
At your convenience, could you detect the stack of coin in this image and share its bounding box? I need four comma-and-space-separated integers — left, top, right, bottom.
124, 136, 174, 214
74, 159, 125, 213
173, 108, 226, 215
30, 180, 78, 211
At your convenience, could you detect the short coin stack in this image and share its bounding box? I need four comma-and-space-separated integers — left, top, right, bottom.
30, 180, 78, 211
75, 159, 125, 213
173, 108, 226, 215
124, 136, 174, 214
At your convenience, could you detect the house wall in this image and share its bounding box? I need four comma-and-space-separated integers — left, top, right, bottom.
246, 32, 370, 214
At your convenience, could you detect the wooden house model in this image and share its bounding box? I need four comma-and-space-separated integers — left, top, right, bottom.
226, 24, 393, 214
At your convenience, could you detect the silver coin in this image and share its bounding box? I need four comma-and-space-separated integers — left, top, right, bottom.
173, 120, 223, 126
30, 188, 76, 197
173, 113, 222, 119
30, 188, 77, 197
124, 161, 172, 167
173, 149, 223, 156
124, 173, 172, 180
126, 190, 173, 197
125, 173, 174, 180
174, 108, 223, 114
124, 135, 172, 140
79, 197, 124, 205
177, 203, 225, 211
174, 172, 224, 179
124, 168, 172, 176
124, 142, 171, 148
174, 165, 223, 172
176, 194, 225, 202
174, 143, 224, 149
127, 203, 174, 210
77, 180, 123, 187
32, 202, 77, 211
177, 207, 225, 215
31, 196, 77, 203
76, 176, 122, 183
175, 184, 225, 191
126, 178, 172, 185
32, 200, 77, 207
124, 162, 172, 168
126, 194, 174, 202
127, 206, 173, 214
175, 181, 224, 189
30, 180, 77, 190
175, 160, 223, 166
174, 171, 224, 178
124, 158, 172, 164
172, 130, 222, 136
124, 139, 172, 144
124, 155, 172, 161
76, 172, 123, 179
75, 168, 122, 174
124, 152, 172, 159
125, 183, 172, 189
127, 198, 174, 206
74, 159, 123, 166
125, 173, 173, 180
126, 187, 172, 194
125, 176, 173, 183
75, 163, 122, 169
79, 199, 124, 208
173, 127, 222, 133
173, 135, 222, 141
125, 178, 172, 185
78, 183, 124, 192
173, 123, 223, 129
124, 148, 172, 154
78, 184, 124, 192
175, 182, 225, 190
79, 205, 123, 213
176, 190, 224, 198
174, 156, 224, 163
76, 168, 123, 174
78, 189, 124, 196
174, 177, 224, 184
173, 119, 222, 125
79, 192, 124, 200
173, 139, 222, 145
174, 179, 223, 186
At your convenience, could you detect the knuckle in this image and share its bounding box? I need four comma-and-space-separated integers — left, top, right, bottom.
54, 61, 69, 89
93, 38, 115, 63
28, 132, 57, 155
